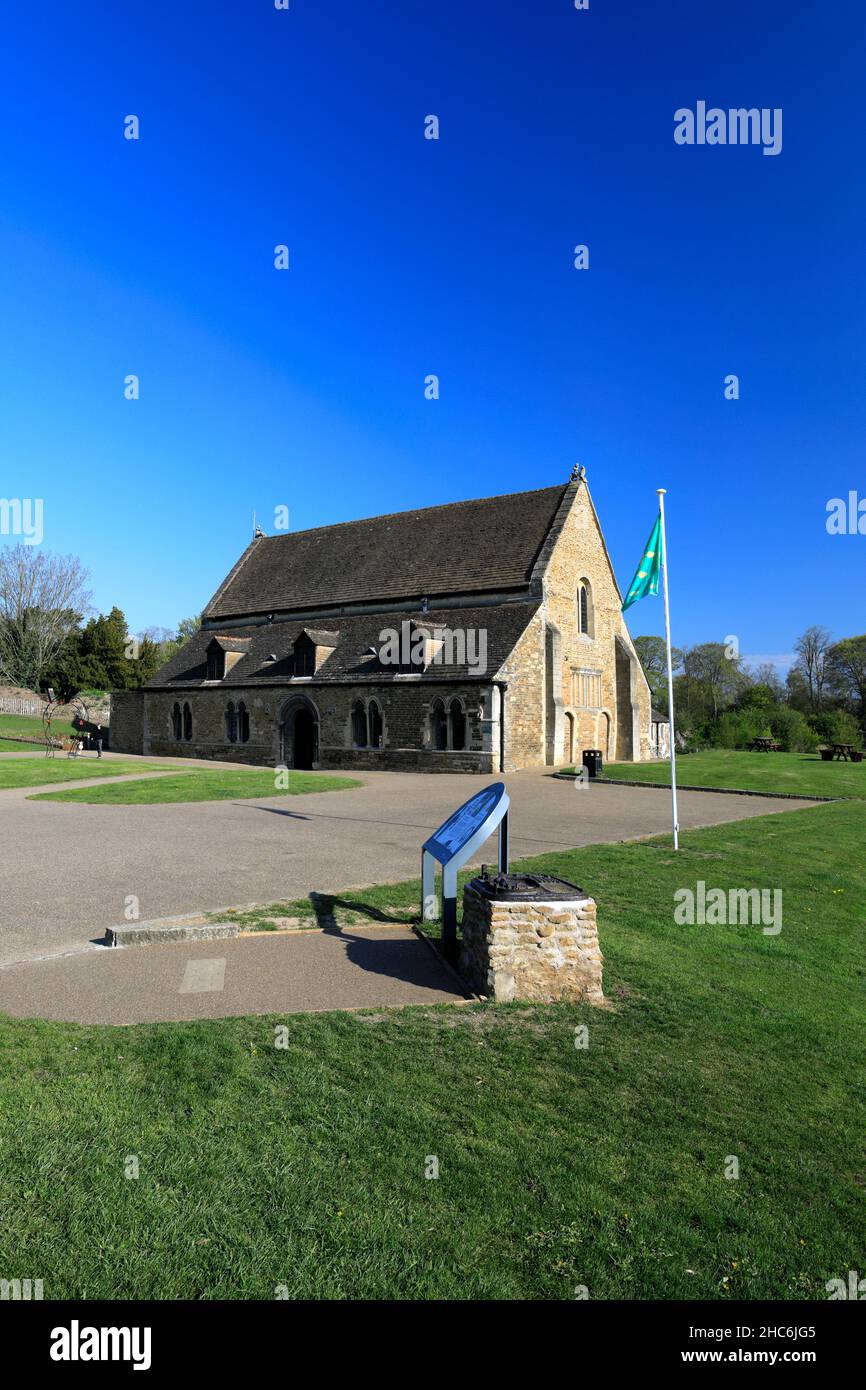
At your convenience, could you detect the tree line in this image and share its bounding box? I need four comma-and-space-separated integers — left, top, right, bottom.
0, 544, 199, 700
634, 627, 866, 752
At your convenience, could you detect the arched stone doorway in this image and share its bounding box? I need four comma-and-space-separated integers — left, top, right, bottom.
564, 712, 575, 766
277, 696, 320, 770
598, 710, 612, 761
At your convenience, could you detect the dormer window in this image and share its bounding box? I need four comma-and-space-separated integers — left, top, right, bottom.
292, 629, 339, 678
206, 644, 225, 681
293, 635, 315, 677
205, 635, 250, 681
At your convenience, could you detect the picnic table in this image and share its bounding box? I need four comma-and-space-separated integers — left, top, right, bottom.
748, 737, 781, 752
821, 743, 863, 762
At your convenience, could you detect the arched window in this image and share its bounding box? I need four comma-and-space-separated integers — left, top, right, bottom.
238, 701, 249, 744
351, 700, 368, 747
430, 699, 447, 751
578, 580, 593, 637
368, 700, 383, 749
449, 698, 466, 751
225, 701, 237, 743
171, 702, 182, 741
182, 701, 193, 741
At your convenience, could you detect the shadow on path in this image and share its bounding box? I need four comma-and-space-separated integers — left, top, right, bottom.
307, 890, 458, 996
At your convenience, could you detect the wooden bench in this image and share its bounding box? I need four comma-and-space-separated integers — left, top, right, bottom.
748, 738, 781, 752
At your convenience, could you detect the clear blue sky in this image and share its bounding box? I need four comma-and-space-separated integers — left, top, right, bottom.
1, 1, 863, 669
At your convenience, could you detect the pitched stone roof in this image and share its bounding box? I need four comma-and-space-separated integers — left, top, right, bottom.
146, 604, 540, 688
204, 485, 568, 619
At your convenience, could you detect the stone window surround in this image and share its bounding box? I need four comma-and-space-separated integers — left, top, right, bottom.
426, 695, 469, 752
224, 700, 250, 745
577, 577, 595, 638
348, 696, 387, 750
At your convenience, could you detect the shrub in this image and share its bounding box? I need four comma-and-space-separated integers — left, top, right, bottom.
710, 710, 766, 749
768, 707, 817, 752
808, 710, 863, 750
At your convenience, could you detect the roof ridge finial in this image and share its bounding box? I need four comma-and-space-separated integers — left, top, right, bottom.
570, 463, 587, 483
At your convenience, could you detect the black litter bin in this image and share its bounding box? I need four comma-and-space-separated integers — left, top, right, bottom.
582, 748, 603, 779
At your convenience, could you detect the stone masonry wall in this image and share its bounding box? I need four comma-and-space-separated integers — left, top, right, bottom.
460, 883, 605, 1004
108, 692, 144, 755
109, 683, 497, 772
543, 483, 653, 763
495, 608, 545, 771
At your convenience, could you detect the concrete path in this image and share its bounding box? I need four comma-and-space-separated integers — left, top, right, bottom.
0, 927, 468, 1025
0, 759, 822, 970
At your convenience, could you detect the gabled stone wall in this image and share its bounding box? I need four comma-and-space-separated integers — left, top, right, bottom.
541, 482, 653, 764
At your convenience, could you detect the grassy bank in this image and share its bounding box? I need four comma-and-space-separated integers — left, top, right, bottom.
0, 799, 862, 1299
0, 712, 77, 739
565, 749, 866, 800
0, 758, 168, 789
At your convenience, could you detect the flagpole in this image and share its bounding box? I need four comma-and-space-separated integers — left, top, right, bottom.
656, 489, 679, 850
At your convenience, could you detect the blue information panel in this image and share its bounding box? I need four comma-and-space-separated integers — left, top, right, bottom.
423, 783, 507, 864
421, 782, 510, 959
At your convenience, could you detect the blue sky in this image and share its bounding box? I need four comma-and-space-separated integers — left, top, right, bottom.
0, 0, 863, 668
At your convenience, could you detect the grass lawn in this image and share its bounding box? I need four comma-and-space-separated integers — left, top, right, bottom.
0, 799, 862, 1299
565, 748, 866, 800
0, 758, 169, 790
29, 768, 362, 803
0, 711, 77, 741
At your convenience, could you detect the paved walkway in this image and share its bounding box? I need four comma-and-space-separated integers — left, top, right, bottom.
0, 927, 468, 1025
0, 759, 822, 970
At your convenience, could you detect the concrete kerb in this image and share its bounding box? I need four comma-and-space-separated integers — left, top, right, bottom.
105, 906, 423, 948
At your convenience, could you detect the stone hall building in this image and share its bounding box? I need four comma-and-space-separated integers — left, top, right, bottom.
110, 471, 656, 773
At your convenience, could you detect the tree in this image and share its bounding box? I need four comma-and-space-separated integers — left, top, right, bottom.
827, 636, 866, 726
680, 642, 748, 721
150, 613, 202, 668
792, 625, 832, 712
738, 682, 778, 711
0, 547, 91, 691
126, 632, 163, 689
633, 635, 682, 713
750, 662, 785, 700
76, 607, 131, 690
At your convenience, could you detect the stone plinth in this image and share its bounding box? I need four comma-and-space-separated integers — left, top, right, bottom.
459, 878, 605, 1005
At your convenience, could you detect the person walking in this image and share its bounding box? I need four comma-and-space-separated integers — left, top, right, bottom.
95, 724, 104, 758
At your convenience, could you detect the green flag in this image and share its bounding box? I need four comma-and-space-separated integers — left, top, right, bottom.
621, 513, 663, 611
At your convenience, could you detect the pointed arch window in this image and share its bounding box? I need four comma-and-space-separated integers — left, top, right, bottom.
430, 699, 448, 751
449, 698, 466, 751
578, 580, 594, 637
171, 702, 182, 741
368, 700, 383, 749
238, 701, 249, 744
182, 701, 193, 741
351, 700, 368, 748
225, 701, 237, 743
